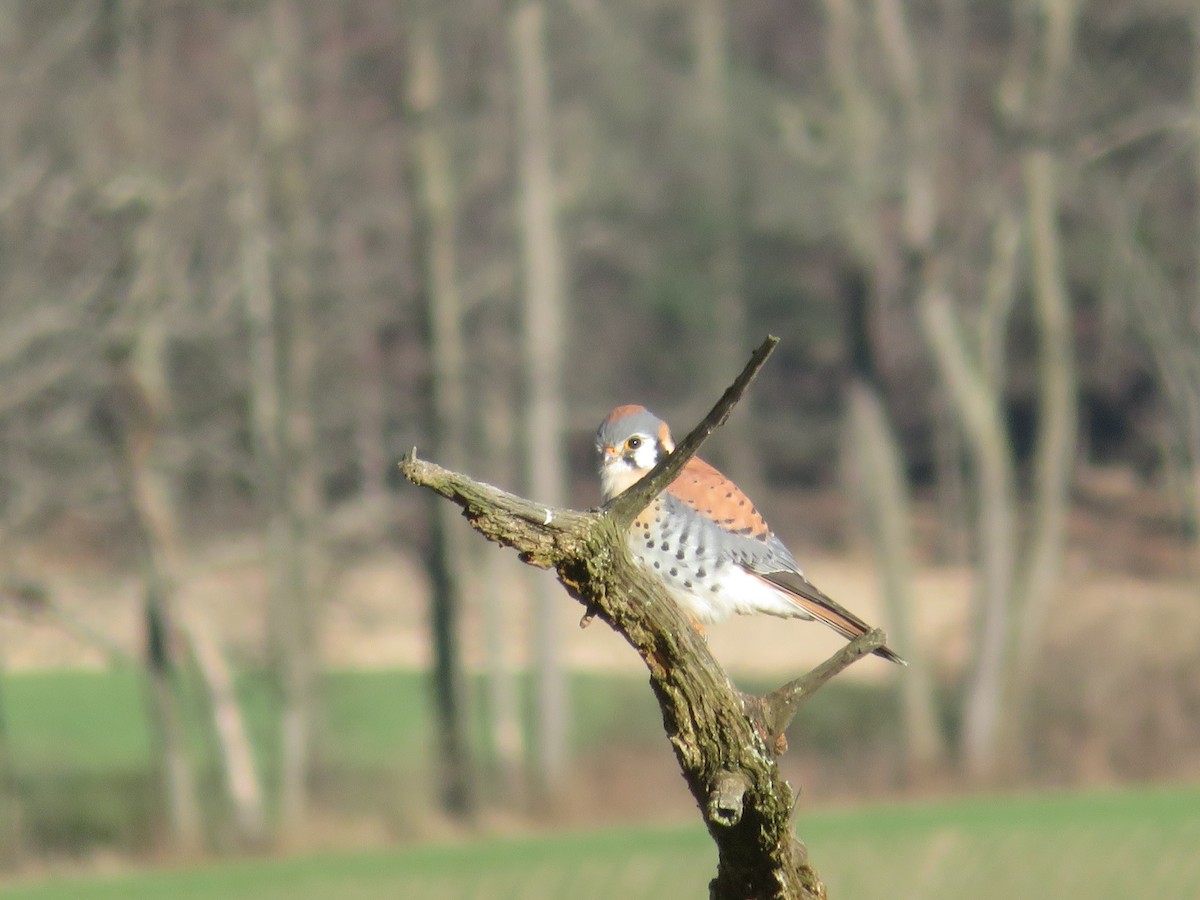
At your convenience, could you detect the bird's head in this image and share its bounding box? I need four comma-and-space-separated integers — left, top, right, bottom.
595, 405, 675, 501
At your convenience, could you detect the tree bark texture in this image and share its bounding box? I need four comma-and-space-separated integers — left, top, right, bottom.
402, 338, 886, 899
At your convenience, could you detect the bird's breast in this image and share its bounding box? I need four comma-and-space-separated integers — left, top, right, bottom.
628, 503, 738, 623
628, 499, 815, 624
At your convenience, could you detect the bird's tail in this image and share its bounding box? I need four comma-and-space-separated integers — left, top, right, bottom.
758, 570, 908, 665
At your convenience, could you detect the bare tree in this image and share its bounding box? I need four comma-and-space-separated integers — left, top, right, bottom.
94, 346, 203, 853
820, 0, 1082, 781
691, 0, 758, 489
820, 0, 947, 776
241, 0, 328, 836
96, 1, 202, 849
842, 273, 947, 775
510, 0, 570, 801
406, 0, 477, 819
1003, 0, 1081, 752
186, 613, 268, 846
475, 323, 527, 803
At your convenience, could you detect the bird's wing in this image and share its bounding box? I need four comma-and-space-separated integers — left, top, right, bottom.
665, 457, 773, 541
749, 568, 907, 665
665, 458, 906, 665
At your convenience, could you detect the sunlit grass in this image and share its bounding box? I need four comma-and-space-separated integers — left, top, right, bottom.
4, 786, 1199, 900
7, 668, 1196, 900
0, 668, 896, 774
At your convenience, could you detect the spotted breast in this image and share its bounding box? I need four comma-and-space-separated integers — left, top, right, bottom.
627, 458, 811, 624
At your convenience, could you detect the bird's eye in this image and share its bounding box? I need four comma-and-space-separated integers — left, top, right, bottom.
626, 436, 642, 450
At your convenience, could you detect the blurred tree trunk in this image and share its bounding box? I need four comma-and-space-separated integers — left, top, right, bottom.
186, 614, 267, 846
1008, 154, 1078, 758
476, 334, 526, 803
919, 291, 1019, 781
101, 337, 269, 850
243, 0, 325, 837
1186, 9, 1200, 569
692, 0, 756, 488
406, 0, 476, 819
98, 349, 203, 853
102, 1, 269, 848
843, 272, 946, 776
104, 1, 201, 851
233, 158, 286, 829
511, 0, 570, 802
866, 0, 1080, 782
821, 0, 947, 778
979, 0, 1080, 774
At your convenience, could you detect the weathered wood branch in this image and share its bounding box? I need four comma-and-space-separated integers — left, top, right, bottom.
401, 337, 881, 899
754, 629, 885, 754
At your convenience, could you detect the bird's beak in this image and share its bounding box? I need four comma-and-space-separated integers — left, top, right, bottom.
601, 445, 618, 460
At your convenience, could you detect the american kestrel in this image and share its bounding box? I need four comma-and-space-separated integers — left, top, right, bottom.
596, 405, 905, 664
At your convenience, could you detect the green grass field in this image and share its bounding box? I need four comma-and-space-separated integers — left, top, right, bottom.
3, 786, 1199, 899
0, 667, 686, 851
0, 668, 897, 772
4, 670, 1198, 897
0, 668, 674, 776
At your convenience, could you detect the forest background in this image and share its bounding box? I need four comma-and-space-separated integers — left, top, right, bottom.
1, 0, 1199, 874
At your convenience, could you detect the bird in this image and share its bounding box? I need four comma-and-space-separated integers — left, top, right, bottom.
595, 404, 905, 665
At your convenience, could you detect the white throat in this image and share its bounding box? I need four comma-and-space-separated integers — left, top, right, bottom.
600, 458, 650, 501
